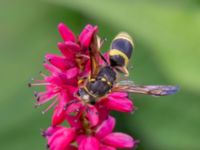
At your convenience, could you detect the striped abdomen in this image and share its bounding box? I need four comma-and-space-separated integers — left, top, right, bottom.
109, 32, 134, 68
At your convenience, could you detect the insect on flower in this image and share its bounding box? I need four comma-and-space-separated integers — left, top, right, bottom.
77, 31, 179, 105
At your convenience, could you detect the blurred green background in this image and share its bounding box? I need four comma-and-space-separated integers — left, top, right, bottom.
0, 0, 200, 149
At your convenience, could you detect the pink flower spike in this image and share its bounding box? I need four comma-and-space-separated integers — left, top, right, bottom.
79, 136, 100, 150
58, 23, 76, 42
95, 116, 115, 139
103, 93, 134, 112
102, 132, 135, 149
86, 104, 99, 127
44, 126, 76, 150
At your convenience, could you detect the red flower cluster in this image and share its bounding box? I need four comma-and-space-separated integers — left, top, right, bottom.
31, 23, 136, 150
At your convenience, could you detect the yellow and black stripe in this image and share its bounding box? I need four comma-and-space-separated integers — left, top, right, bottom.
109, 32, 134, 67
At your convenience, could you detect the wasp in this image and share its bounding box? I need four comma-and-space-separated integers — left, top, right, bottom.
77, 31, 178, 104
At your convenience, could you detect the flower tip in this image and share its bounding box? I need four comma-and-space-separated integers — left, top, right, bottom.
45, 54, 53, 62
57, 42, 62, 47
58, 22, 65, 30
58, 23, 76, 42
94, 25, 98, 32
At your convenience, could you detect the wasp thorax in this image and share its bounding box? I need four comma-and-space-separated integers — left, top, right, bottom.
77, 66, 116, 105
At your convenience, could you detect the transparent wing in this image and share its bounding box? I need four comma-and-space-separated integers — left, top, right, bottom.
116, 80, 135, 85
89, 33, 101, 78
112, 82, 179, 96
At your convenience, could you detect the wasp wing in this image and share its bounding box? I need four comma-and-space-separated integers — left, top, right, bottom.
89, 33, 109, 78
112, 82, 179, 96
89, 32, 101, 78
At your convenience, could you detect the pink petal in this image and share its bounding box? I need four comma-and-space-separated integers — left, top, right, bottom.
44, 63, 61, 75
65, 115, 82, 129
36, 91, 57, 105
57, 42, 80, 58
43, 126, 62, 138
45, 75, 64, 87
95, 104, 110, 125
52, 105, 65, 126
79, 24, 98, 48
102, 132, 135, 149
109, 92, 128, 98
103, 95, 134, 112
100, 145, 116, 150
45, 54, 74, 71
64, 41, 80, 52
65, 102, 83, 129
86, 105, 99, 127
45, 126, 76, 150
65, 101, 83, 116
66, 67, 79, 79
58, 23, 76, 42
79, 24, 93, 42
79, 136, 100, 150
78, 60, 91, 78
66, 145, 77, 150
76, 135, 85, 145
95, 116, 115, 139
52, 92, 69, 126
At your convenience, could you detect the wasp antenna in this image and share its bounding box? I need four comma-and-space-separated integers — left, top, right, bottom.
99, 52, 109, 65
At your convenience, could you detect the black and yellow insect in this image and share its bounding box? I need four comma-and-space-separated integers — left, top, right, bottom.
78, 32, 117, 104
78, 31, 178, 105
